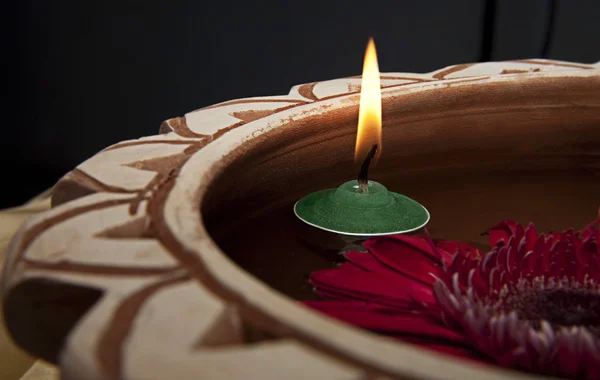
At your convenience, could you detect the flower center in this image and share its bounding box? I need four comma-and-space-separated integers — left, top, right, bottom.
502, 278, 600, 335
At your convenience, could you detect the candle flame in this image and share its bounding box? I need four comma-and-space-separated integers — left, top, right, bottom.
355, 37, 382, 164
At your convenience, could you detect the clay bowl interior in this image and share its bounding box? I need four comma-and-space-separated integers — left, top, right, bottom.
202, 75, 600, 303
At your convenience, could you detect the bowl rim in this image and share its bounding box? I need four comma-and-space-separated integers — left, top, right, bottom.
165, 65, 600, 380
5, 59, 600, 380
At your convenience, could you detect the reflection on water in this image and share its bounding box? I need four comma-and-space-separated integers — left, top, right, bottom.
211, 169, 600, 300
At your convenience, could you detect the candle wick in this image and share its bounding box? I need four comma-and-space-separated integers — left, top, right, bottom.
358, 144, 378, 194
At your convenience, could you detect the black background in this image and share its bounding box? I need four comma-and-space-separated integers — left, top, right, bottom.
3, 0, 599, 208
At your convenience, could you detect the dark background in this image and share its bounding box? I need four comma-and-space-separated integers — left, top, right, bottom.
3, 0, 599, 208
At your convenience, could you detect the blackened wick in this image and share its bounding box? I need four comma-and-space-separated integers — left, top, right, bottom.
358, 144, 378, 194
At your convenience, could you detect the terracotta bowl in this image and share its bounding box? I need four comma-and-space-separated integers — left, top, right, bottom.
3, 59, 600, 380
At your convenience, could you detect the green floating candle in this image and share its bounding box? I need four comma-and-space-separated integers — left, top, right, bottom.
295, 144, 430, 236
295, 38, 429, 237
294, 180, 429, 237
294, 155, 429, 236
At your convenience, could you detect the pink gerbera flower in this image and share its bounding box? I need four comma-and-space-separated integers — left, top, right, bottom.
304, 219, 600, 379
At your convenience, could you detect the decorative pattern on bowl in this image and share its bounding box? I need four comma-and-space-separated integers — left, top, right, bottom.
3, 59, 600, 380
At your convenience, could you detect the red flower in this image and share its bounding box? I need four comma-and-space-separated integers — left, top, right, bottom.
304, 219, 600, 379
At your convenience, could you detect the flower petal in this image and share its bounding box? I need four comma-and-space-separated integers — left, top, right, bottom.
523, 223, 539, 252
364, 235, 444, 285
579, 216, 600, 237
310, 264, 436, 306
343, 250, 394, 273
306, 213, 600, 379
436, 240, 482, 261
366, 235, 442, 263
302, 300, 465, 343
486, 220, 518, 247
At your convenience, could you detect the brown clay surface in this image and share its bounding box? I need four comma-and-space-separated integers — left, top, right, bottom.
3, 60, 600, 380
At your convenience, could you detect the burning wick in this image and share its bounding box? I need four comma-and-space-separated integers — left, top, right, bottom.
293, 37, 430, 236
358, 144, 378, 194
355, 38, 381, 194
